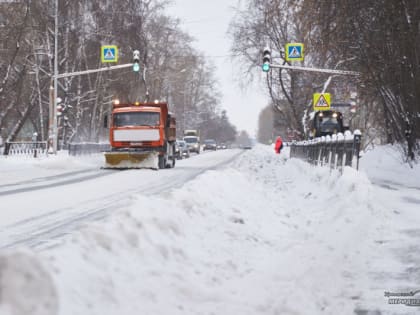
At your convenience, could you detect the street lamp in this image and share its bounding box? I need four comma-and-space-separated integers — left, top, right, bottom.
52, 0, 59, 154
48, 0, 59, 154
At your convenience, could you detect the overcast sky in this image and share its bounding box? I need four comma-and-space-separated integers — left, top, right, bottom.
166, 0, 270, 137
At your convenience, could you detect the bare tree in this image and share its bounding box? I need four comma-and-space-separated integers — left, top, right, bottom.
0, 0, 237, 148
230, 0, 419, 160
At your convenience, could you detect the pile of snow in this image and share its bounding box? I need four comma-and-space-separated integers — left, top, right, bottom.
0, 144, 418, 314
360, 144, 420, 188
0, 251, 58, 315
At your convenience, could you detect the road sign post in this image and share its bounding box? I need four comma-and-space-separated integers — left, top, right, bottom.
48, 47, 138, 154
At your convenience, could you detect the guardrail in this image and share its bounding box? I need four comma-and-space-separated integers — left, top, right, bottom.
68, 142, 110, 156
290, 130, 362, 170
3, 141, 48, 157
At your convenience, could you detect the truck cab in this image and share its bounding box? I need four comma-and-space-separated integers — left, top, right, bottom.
310, 110, 345, 138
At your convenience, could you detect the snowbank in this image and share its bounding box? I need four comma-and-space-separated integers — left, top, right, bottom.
0, 250, 58, 315
360, 144, 420, 189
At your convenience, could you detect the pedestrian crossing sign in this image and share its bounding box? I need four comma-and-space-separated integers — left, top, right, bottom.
313, 93, 331, 111
285, 43, 304, 61
101, 45, 118, 63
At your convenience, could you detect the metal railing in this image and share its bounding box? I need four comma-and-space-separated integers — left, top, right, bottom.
290, 130, 362, 170
3, 141, 48, 157
68, 142, 110, 156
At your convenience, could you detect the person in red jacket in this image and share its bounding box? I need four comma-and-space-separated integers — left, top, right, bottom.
274, 136, 283, 154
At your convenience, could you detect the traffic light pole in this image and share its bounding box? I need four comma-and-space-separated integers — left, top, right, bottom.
50, 0, 59, 154
48, 63, 135, 154
268, 63, 360, 76
54, 63, 134, 79
48, 4, 140, 155
261, 46, 359, 76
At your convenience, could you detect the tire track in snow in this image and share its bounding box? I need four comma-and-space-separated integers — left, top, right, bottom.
0, 169, 118, 196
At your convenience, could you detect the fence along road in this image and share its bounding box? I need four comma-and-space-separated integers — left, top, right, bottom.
290, 130, 362, 170
3, 141, 48, 157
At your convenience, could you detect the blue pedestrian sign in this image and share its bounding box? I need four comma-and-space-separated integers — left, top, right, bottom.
101, 45, 118, 63
285, 43, 304, 61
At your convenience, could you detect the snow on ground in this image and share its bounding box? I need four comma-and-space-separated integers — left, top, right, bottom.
0, 152, 103, 185
360, 144, 420, 189
0, 145, 419, 315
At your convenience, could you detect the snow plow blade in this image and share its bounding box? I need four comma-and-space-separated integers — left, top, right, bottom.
103, 151, 158, 169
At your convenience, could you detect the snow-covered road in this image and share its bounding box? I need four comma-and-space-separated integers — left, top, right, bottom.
0, 145, 419, 315
0, 150, 242, 250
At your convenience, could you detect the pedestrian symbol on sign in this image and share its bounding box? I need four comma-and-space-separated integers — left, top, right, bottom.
289, 46, 301, 58
317, 95, 328, 107
105, 49, 115, 59
101, 45, 118, 63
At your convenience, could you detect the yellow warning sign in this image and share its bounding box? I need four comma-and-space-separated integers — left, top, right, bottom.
313, 93, 331, 111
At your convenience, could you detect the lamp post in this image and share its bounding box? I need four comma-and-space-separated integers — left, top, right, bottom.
52, 0, 58, 153
48, 0, 59, 154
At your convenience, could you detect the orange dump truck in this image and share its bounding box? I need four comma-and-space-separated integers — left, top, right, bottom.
104, 101, 176, 169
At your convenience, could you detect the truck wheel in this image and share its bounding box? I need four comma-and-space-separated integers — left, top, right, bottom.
170, 144, 176, 168
165, 144, 176, 168
158, 155, 166, 169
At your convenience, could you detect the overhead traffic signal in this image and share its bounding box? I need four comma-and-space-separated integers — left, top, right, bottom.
56, 97, 63, 116
262, 47, 271, 72
133, 50, 140, 72
56, 104, 63, 116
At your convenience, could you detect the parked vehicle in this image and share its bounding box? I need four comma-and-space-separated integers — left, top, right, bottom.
103, 100, 176, 169
175, 140, 190, 159
203, 139, 217, 151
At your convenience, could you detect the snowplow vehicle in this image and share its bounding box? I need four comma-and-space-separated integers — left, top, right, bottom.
310, 110, 345, 138
103, 100, 176, 169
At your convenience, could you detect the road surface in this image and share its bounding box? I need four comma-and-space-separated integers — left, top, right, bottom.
0, 149, 242, 250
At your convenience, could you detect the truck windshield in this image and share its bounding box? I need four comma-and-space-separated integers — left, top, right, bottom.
114, 112, 160, 127
184, 137, 198, 143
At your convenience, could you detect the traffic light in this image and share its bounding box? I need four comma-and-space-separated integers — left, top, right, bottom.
56, 104, 63, 116
56, 97, 63, 116
262, 47, 271, 72
133, 50, 140, 72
